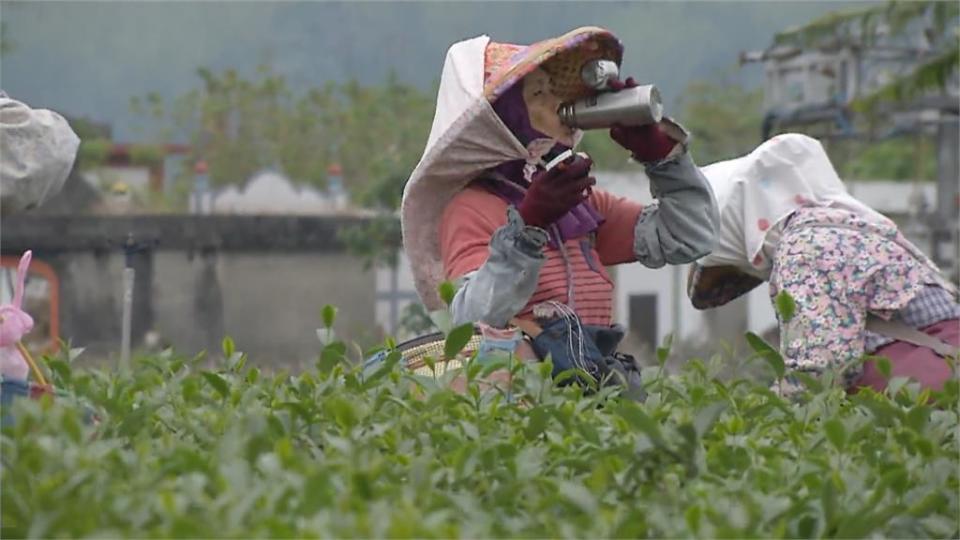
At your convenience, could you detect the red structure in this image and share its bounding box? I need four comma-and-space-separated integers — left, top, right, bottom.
104, 143, 192, 192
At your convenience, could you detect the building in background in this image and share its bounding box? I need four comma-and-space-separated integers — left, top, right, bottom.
740, 4, 959, 277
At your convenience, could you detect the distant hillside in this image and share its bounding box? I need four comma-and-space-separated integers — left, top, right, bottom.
1, 1, 867, 141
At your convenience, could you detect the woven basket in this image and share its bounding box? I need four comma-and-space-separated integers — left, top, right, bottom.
396, 330, 484, 376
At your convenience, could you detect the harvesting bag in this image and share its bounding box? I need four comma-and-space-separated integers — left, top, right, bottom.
528, 315, 645, 402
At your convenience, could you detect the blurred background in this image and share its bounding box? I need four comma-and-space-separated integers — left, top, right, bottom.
1, 1, 957, 368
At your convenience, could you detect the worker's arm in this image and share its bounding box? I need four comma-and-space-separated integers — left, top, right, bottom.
0, 91, 81, 214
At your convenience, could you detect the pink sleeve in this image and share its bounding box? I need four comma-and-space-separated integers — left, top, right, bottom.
591, 188, 644, 266
439, 187, 507, 281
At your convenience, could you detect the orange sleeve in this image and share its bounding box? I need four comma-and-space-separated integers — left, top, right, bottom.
439, 186, 509, 280
590, 188, 644, 266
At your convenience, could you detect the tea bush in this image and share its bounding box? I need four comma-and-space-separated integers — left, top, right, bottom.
2, 335, 958, 538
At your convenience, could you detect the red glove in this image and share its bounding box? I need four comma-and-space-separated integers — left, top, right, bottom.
607, 77, 678, 163
518, 155, 596, 228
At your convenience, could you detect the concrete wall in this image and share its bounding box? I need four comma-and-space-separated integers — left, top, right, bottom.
1, 215, 385, 368
148, 251, 377, 368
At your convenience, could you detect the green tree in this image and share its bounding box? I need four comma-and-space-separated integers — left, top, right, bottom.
773, 1, 959, 110
676, 80, 765, 165
765, 1, 955, 181
839, 136, 937, 181
132, 66, 435, 207
577, 131, 635, 171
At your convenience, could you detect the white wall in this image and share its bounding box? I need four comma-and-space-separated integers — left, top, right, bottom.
375, 252, 419, 339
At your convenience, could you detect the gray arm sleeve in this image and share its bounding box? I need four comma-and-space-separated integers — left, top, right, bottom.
450, 206, 549, 327
632, 119, 720, 268
0, 95, 81, 214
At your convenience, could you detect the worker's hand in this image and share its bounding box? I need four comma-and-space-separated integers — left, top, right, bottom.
607, 77, 678, 163
517, 154, 596, 228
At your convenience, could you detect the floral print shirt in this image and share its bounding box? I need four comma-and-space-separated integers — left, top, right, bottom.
768, 205, 954, 382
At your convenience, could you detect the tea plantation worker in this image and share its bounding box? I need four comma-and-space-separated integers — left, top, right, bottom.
688, 133, 958, 397
0, 90, 80, 216
400, 26, 718, 391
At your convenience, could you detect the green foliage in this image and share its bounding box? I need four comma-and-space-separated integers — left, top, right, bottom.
677, 79, 765, 164
745, 331, 786, 379
444, 323, 475, 359
321, 305, 338, 329
854, 44, 960, 111
132, 66, 435, 205
128, 144, 164, 167
774, 290, 797, 323
773, 2, 957, 51
577, 130, 635, 171
838, 137, 938, 181
2, 335, 957, 538
773, 4, 880, 48
132, 61, 767, 214
337, 216, 401, 269
438, 281, 457, 307
856, 46, 960, 113
75, 138, 112, 171
775, 1, 959, 110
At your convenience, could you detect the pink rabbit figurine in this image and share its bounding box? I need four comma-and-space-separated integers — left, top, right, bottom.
0, 251, 35, 380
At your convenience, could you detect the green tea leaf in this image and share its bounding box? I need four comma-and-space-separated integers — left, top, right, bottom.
745, 331, 785, 378
869, 356, 893, 380
222, 336, 235, 358
201, 371, 230, 399
886, 376, 911, 398
905, 405, 930, 432
616, 401, 669, 448
557, 480, 598, 514
6, 297, 959, 539
321, 304, 338, 328
694, 402, 727, 438
685, 505, 701, 534
318, 342, 347, 374
774, 290, 797, 322
823, 418, 846, 451
524, 406, 550, 440
362, 350, 402, 389
907, 492, 949, 517
437, 281, 457, 307
657, 333, 674, 366
444, 323, 474, 359
821, 475, 838, 529
429, 309, 453, 335
45, 358, 72, 385
792, 371, 823, 393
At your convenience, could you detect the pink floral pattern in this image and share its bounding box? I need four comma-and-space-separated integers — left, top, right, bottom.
769, 206, 938, 380
482, 29, 622, 102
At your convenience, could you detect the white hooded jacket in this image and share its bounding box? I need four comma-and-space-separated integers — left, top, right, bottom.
402, 33, 720, 324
